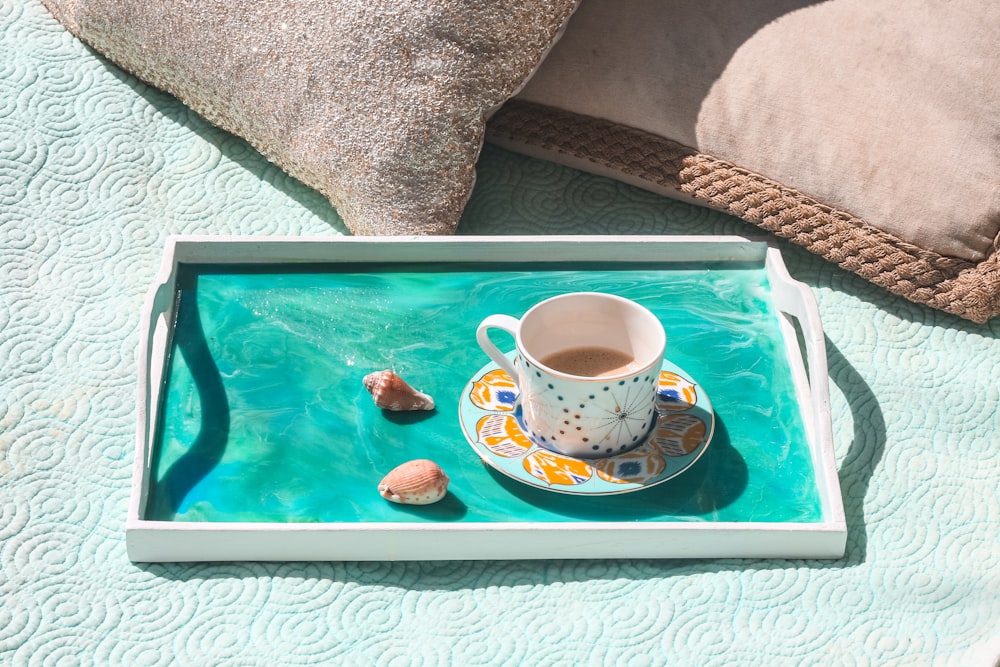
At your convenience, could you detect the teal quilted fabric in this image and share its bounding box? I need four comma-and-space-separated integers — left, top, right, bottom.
2, 1, 998, 664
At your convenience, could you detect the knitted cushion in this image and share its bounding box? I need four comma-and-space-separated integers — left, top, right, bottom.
488, 0, 1000, 322
41, 0, 579, 236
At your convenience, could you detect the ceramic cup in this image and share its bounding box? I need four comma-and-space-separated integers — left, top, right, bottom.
476, 292, 666, 458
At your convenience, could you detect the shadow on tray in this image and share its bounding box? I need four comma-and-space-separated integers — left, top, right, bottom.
145, 287, 230, 519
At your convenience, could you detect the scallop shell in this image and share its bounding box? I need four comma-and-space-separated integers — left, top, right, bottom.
363, 370, 435, 411
378, 459, 450, 505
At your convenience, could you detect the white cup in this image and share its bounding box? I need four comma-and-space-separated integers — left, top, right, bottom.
476, 292, 666, 458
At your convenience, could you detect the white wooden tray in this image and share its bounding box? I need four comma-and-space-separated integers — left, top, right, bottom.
128, 235, 845, 561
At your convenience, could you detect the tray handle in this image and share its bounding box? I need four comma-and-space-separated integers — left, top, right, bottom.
764, 248, 844, 525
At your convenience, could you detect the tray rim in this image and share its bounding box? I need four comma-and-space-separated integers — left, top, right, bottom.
128, 234, 846, 562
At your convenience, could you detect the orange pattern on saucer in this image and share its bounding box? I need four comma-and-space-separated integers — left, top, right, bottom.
652, 414, 707, 456
469, 369, 518, 412
594, 444, 667, 484
656, 371, 698, 411
476, 414, 534, 458
523, 449, 594, 486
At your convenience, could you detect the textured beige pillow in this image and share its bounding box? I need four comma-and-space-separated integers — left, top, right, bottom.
41, 0, 579, 236
488, 0, 1000, 322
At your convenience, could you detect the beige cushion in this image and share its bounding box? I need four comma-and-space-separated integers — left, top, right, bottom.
489, 0, 1000, 322
41, 0, 579, 236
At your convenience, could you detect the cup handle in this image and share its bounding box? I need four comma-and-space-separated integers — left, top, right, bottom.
475, 314, 521, 380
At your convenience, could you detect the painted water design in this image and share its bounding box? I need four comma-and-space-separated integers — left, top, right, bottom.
147, 262, 822, 524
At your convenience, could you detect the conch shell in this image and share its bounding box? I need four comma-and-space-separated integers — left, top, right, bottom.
378, 459, 450, 505
363, 369, 435, 411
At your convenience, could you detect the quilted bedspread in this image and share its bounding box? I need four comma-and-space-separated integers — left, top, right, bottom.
2, 1, 998, 664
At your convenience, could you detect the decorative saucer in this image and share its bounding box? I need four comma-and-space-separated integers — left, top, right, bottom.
458, 352, 715, 496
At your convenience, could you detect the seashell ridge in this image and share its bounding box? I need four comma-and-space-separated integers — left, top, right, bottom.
378, 459, 450, 505
363, 369, 435, 411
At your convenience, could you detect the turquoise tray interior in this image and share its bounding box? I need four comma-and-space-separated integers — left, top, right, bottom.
146, 257, 820, 526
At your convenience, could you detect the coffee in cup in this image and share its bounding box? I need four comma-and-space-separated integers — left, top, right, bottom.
539, 346, 641, 378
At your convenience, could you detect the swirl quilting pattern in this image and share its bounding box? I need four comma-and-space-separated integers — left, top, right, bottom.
2, 1, 999, 664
